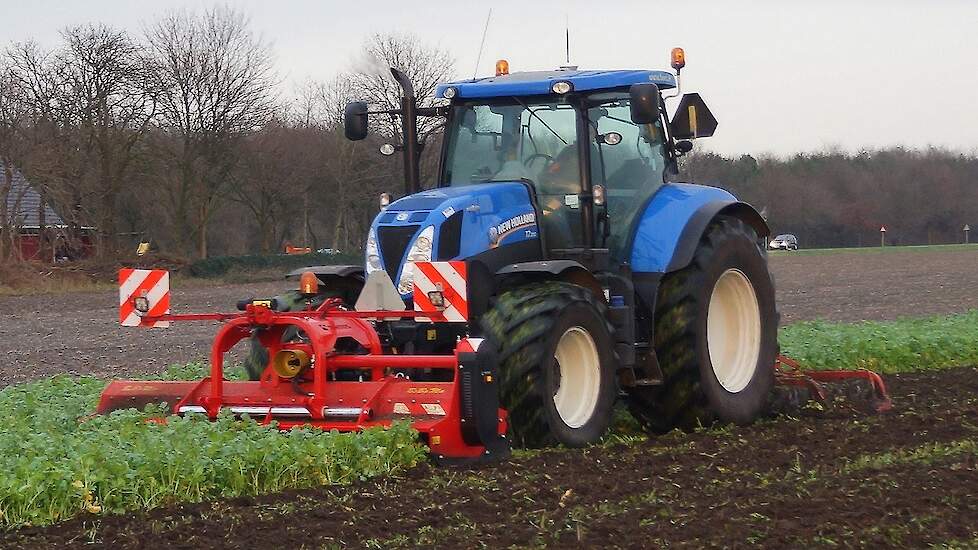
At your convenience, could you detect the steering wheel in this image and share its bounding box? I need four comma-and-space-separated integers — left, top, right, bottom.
523, 153, 555, 169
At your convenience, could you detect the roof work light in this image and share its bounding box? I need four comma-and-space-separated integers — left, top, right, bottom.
495, 59, 510, 76
671, 47, 686, 72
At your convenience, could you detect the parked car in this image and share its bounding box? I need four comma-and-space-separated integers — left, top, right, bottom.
769, 234, 799, 250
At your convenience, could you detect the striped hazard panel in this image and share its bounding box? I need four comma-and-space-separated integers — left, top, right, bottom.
412, 261, 468, 323
118, 268, 170, 327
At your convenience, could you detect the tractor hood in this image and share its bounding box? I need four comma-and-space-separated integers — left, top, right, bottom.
367, 182, 540, 297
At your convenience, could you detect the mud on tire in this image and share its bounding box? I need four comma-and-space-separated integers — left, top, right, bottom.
481, 282, 618, 448
627, 215, 777, 432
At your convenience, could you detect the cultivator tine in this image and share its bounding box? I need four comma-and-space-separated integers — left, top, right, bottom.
774, 355, 893, 413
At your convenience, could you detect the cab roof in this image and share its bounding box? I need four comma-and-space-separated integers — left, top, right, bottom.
436, 69, 677, 100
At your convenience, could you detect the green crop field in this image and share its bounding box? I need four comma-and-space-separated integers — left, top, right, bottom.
0, 365, 426, 528
779, 310, 978, 373
2, 311, 977, 530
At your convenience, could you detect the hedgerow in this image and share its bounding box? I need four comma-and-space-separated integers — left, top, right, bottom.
0, 370, 426, 528
188, 251, 361, 278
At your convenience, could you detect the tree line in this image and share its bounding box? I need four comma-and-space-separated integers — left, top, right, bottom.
1, 7, 974, 264
0, 7, 450, 263
682, 148, 978, 247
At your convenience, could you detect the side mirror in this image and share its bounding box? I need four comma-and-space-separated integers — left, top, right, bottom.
344, 101, 368, 141
629, 83, 662, 124
670, 93, 717, 139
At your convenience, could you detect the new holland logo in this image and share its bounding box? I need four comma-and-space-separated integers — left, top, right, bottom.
489, 212, 536, 246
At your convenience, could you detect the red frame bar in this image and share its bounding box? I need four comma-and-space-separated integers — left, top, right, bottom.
775, 355, 893, 412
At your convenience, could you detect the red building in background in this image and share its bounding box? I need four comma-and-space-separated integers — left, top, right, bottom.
1, 164, 93, 261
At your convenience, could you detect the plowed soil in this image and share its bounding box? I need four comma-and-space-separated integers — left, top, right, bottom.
0, 246, 978, 387
2, 246, 978, 548
2, 246, 977, 386
6, 367, 978, 549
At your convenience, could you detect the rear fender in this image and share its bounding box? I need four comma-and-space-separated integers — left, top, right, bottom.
666, 202, 769, 272
629, 183, 769, 273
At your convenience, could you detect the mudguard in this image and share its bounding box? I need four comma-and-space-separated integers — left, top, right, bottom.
629, 183, 768, 273
285, 265, 365, 305
495, 260, 586, 277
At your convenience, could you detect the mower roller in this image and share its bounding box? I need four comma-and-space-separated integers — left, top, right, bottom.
100, 50, 893, 460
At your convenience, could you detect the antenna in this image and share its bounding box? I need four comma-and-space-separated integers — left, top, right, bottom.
565, 14, 570, 64
473, 8, 492, 79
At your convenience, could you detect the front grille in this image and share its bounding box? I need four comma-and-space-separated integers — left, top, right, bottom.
378, 225, 420, 282
438, 211, 463, 260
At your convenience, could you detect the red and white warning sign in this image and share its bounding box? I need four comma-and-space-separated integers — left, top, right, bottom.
118, 268, 170, 327
412, 261, 468, 322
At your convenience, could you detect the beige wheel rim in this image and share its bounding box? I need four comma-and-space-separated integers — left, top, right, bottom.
552, 326, 601, 428
707, 268, 762, 393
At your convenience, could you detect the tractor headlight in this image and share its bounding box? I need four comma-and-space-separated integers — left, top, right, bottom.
365, 228, 382, 274
397, 226, 434, 295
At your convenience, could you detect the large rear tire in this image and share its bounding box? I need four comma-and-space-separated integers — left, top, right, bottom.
481, 282, 618, 448
628, 216, 777, 432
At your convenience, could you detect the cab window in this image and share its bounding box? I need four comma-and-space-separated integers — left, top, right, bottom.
443, 100, 585, 249
587, 94, 667, 260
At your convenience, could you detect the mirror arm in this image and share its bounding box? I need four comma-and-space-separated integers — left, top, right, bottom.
662, 72, 681, 100
417, 106, 449, 117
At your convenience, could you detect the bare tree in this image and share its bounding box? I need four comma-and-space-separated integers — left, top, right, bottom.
228, 115, 307, 253
146, 6, 275, 258
0, 59, 26, 263
53, 24, 159, 256
1, 43, 65, 263
348, 32, 454, 139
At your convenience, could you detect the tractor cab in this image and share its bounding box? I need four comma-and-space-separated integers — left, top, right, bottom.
439, 72, 674, 260
345, 57, 720, 305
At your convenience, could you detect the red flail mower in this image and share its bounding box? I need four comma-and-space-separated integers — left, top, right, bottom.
100, 267, 890, 464
101, 267, 509, 464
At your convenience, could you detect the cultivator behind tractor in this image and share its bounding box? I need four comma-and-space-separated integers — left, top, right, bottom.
774, 355, 893, 413
100, 268, 510, 463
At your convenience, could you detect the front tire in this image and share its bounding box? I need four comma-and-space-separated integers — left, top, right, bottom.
482, 282, 618, 448
628, 216, 777, 432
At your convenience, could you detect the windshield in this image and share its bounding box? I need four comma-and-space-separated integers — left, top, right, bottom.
442, 100, 580, 196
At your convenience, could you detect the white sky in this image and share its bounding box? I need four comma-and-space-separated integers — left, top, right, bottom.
2, 0, 977, 156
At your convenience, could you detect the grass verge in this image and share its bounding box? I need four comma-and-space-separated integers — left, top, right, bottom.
779, 310, 978, 373
0, 366, 427, 528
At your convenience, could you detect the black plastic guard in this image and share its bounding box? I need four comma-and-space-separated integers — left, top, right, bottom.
455, 341, 510, 462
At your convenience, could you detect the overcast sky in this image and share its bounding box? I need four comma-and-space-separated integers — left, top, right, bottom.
3, 0, 977, 157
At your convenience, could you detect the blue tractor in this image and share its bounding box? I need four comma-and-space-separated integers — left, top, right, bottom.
258, 51, 777, 448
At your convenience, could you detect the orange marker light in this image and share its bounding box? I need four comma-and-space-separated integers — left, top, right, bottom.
495, 59, 510, 76
671, 47, 686, 71
299, 271, 319, 295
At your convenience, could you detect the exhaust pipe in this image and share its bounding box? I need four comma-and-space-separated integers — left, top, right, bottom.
390, 67, 421, 196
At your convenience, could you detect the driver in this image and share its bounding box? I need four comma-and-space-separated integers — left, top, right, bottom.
535, 143, 581, 249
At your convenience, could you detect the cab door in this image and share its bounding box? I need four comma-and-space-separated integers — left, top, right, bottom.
586, 95, 668, 261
